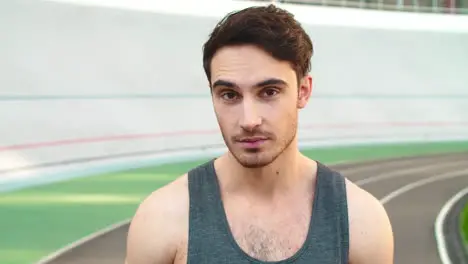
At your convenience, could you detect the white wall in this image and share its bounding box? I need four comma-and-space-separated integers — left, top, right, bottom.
1, 0, 468, 186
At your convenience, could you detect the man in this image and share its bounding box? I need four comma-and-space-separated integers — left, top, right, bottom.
126, 4, 393, 264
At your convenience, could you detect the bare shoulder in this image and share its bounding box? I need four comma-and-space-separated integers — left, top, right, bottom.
126, 173, 189, 264
344, 178, 394, 264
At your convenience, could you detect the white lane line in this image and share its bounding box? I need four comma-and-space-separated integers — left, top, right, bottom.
435, 186, 468, 264
355, 160, 468, 186
339, 157, 430, 175
35, 218, 131, 264
339, 153, 464, 177
365, 159, 468, 264
380, 168, 468, 205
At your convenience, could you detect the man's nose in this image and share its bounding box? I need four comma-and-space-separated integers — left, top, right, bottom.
239, 100, 262, 132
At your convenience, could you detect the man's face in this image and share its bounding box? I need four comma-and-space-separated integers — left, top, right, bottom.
210, 44, 312, 168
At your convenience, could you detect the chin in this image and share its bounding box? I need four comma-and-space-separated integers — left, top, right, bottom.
238, 159, 272, 169
231, 150, 280, 169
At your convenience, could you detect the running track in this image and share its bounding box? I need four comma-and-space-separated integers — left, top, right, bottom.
39, 152, 468, 264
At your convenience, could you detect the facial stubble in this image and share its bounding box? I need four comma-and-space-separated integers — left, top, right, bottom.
221, 114, 298, 169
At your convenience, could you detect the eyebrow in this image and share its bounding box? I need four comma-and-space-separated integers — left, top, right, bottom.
256, 78, 288, 87
212, 78, 288, 90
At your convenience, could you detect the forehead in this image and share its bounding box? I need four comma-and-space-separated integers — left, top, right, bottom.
210, 45, 296, 87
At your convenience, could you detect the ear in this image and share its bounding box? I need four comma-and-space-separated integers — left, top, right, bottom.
297, 75, 313, 109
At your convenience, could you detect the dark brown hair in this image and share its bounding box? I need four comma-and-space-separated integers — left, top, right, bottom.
202, 4, 313, 83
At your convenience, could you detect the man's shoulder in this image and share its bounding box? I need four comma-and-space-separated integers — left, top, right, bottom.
344, 179, 394, 264
126, 173, 190, 263
344, 179, 389, 224
135, 172, 189, 223
344, 178, 382, 210
133, 159, 213, 221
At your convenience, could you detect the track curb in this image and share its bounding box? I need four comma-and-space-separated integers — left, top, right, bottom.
435, 186, 468, 264
34, 218, 132, 264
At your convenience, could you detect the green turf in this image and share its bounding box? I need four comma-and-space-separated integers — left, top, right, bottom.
460, 201, 468, 247
1, 140, 468, 264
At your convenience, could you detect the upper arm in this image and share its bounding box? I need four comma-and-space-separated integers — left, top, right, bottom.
347, 182, 394, 264
125, 175, 189, 264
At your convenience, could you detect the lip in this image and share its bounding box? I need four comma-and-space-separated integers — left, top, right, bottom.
236, 137, 268, 148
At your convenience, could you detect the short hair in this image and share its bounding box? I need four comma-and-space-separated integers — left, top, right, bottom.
202, 4, 313, 84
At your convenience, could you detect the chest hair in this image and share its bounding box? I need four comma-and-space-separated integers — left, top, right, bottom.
230, 208, 311, 261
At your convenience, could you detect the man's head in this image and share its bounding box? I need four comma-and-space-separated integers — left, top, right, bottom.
202, 4, 314, 168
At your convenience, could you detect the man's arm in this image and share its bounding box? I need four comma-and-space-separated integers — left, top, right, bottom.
347, 180, 394, 264
125, 175, 188, 264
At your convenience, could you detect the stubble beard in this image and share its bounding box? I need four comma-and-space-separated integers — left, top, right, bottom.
222, 123, 298, 169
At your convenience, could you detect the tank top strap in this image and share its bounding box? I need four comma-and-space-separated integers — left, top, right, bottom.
305, 161, 349, 263
187, 159, 233, 262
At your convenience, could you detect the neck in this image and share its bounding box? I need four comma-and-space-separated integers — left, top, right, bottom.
216, 138, 313, 198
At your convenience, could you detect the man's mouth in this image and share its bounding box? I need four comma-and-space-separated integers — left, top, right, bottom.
239, 136, 268, 142
236, 136, 268, 148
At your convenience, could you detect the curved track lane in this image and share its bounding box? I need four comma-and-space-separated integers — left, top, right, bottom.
38, 152, 468, 264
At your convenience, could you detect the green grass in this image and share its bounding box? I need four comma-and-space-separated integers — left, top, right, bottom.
460, 201, 468, 247
300, 141, 468, 163
1, 140, 468, 264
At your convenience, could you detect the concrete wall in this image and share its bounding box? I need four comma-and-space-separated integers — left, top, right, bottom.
1, 0, 468, 187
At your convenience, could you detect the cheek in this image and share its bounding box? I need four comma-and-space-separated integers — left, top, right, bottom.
266, 99, 296, 123
280, 111, 297, 130
214, 106, 235, 130
276, 105, 298, 136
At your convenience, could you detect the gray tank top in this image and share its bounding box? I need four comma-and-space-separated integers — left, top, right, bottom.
187, 159, 349, 263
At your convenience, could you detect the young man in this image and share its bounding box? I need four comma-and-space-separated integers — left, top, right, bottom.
126, 4, 394, 264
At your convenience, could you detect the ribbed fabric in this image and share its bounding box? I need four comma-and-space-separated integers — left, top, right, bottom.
187, 159, 349, 263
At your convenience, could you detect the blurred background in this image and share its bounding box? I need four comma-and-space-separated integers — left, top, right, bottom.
0, 0, 467, 263
271, 0, 468, 14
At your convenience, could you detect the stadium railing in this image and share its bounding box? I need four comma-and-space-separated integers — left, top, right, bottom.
254, 0, 468, 14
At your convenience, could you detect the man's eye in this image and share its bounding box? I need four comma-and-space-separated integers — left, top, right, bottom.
262, 88, 279, 97
221, 91, 238, 100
